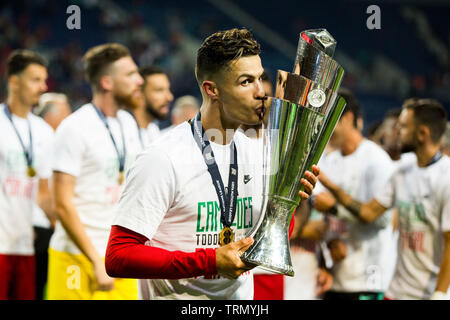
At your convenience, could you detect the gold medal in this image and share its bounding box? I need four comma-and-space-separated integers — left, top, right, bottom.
27, 166, 36, 178
219, 226, 234, 246
118, 171, 124, 185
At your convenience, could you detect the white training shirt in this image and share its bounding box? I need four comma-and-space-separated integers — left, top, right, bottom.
318, 139, 396, 292
113, 122, 263, 300
49, 103, 142, 257
140, 122, 161, 148
0, 103, 54, 255
376, 154, 450, 300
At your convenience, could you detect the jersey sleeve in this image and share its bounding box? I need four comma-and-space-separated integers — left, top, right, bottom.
112, 146, 177, 240
52, 118, 85, 177
374, 171, 396, 210
441, 180, 450, 232
366, 154, 396, 199
105, 225, 217, 279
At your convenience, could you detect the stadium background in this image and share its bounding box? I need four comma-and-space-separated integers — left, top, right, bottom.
0, 0, 449, 130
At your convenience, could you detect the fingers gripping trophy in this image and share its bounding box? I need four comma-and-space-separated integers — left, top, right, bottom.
241, 29, 347, 276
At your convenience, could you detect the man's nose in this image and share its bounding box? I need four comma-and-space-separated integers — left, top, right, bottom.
255, 79, 265, 99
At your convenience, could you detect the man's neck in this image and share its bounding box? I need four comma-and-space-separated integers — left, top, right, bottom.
92, 93, 119, 117
416, 143, 441, 168
133, 107, 154, 129
200, 102, 240, 145
6, 96, 31, 118
340, 130, 363, 156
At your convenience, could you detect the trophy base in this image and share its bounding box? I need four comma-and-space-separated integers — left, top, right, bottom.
241, 196, 296, 277
242, 257, 295, 277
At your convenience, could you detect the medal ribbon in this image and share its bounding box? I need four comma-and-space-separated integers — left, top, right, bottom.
190, 112, 238, 229
92, 104, 127, 175
4, 104, 34, 170
426, 150, 442, 167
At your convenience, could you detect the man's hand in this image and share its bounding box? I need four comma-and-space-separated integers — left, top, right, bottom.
316, 268, 333, 296
93, 259, 115, 291
299, 165, 320, 199
216, 236, 255, 279
313, 192, 337, 213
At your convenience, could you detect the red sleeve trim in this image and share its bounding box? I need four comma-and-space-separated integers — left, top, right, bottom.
289, 212, 295, 239
105, 225, 217, 279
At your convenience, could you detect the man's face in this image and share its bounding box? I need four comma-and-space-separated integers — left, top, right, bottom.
13, 64, 48, 107
110, 56, 144, 110
215, 55, 266, 126
142, 73, 174, 120
329, 111, 352, 148
382, 116, 401, 151
398, 108, 418, 153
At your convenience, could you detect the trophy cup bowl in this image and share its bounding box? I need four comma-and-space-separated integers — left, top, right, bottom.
241, 29, 347, 276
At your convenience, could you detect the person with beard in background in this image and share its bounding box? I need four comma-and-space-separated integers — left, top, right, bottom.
126, 66, 173, 148
319, 99, 450, 300
0, 50, 54, 300
47, 43, 143, 300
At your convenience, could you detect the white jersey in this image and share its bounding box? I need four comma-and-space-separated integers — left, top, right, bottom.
50, 103, 142, 257
319, 139, 396, 292
140, 122, 161, 148
376, 154, 450, 300
113, 122, 263, 300
0, 103, 54, 255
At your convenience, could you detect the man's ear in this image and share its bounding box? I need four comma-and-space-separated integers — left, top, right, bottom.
99, 74, 113, 92
8, 75, 20, 93
201, 80, 219, 100
417, 124, 430, 143
341, 111, 354, 128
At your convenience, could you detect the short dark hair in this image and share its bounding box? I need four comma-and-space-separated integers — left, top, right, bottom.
83, 43, 130, 90
196, 28, 261, 83
384, 108, 402, 120
338, 88, 361, 128
139, 65, 167, 86
403, 98, 447, 143
6, 49, 47, 78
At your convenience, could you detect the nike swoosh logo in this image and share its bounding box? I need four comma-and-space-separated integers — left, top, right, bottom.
244, 175, 252, 184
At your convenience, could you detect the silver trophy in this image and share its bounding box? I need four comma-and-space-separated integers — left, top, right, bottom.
241, 29, 347, 276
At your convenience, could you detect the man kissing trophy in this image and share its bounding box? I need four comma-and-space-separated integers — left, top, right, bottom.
242, 29, 347, 276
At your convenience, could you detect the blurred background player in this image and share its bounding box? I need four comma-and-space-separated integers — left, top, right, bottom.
161, 95, 200, 134
319, 98, 450, 300
31, 92, 72, 300
312, 89, 397, 300
34, 93, 72, 130
47, 43, 143, 300
125, 65, 173, 148
0, 49, 54, 300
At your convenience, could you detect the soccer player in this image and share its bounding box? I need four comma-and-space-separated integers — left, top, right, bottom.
0, 50, 54, 300
105, 28, 319, 300
34, 92, 72, 131
47, 43, 143, 300
319, 98, 450, 300
312, 89, 397, 300
126, 66, 174, 148
33, 92, 72, 300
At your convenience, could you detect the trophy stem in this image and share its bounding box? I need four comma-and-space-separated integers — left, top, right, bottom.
241, 196, 296, 276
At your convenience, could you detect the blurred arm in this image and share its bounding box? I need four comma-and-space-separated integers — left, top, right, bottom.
36, 178, 56, 228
